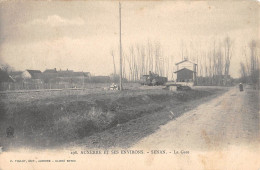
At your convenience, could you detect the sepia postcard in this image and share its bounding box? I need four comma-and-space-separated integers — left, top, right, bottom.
0, 0, 259, 169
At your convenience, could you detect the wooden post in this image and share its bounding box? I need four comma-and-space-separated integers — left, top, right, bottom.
83, 72, 85, 89
119, 2, 123, 91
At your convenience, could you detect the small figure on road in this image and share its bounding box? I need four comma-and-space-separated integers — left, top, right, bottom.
6, 126, 14, 138
239, 83, 243, 92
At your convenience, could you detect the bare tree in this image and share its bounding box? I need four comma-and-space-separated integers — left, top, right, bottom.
240, 62, 247, 83
239, 40, 259, 88
0, 63, 14, 73
249, 40, 259, 87
123, 40, 171, 81
223, 36, 232, 85
147, 40, 153, 73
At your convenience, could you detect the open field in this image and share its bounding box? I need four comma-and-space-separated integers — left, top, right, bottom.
0, 83, 227, 150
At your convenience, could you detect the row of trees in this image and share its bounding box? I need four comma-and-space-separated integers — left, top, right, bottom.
0, 63, 14, 73
111, 37, 235, 86
196, 37, 233, 86
240, 40, 259, 88
111, 41, 173, 81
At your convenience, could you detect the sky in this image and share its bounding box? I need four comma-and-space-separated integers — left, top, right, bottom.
0, 0, 259, 78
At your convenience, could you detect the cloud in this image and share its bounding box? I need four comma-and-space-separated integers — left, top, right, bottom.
27, 15, 85, 27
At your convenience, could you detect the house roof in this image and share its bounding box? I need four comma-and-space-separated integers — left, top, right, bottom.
174, 67, 196, 73
44, 69, 57, 73
73, 72, 90, 77
57, 70, 90, 77
26, 70, 42, 79
57, 70, 73, 77
175, 59, 197, 65
27, 70, 42, 74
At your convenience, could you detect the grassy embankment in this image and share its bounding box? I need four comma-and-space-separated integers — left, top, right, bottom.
0, 85, 226, 150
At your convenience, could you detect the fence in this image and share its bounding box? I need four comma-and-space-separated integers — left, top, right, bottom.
0, 77, 123, 91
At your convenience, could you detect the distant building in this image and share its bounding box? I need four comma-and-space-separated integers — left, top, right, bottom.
174, 58, 197, 83
9, 71, 31, 82
26, 70, 42, 79
44, 68, 58, 74
174, 68, 195, 82
57, 69, 74, 78
56, 69, 90, 83
72, 72, 90, 78
43, 68, 58, 78
42, 68, 58, 83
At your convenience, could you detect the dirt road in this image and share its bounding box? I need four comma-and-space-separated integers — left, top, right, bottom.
0, 87, 259, 170
134, 86, 259, 151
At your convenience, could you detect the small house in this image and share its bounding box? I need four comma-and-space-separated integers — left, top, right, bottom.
57, 69, 90, 83
174, 68, 195, 82
26, 70, 42, 79
174, 58, 197, 83
42, 68, 58, 83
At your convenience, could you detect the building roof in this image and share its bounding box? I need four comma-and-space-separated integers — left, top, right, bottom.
174, 67, 196, 73
57, 70, 73, 77
175, 59, 197, 65
57, 70, 90, 77
44, 69, 57, 73
73, 72, 90, 77
27, 70, 42, 74
26, 70, 42, 79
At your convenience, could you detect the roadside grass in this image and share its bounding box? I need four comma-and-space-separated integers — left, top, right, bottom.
0, 86, 225, 150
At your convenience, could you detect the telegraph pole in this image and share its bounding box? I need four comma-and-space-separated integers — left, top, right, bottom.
119, 2, 123, 91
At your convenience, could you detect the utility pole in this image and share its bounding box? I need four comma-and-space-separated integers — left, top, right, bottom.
83, 71, 85, 89
119, 2, 123, 91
